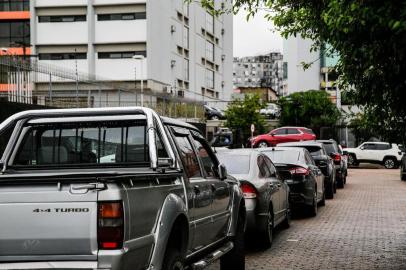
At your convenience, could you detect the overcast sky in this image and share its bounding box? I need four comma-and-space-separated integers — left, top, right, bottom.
233, 10, 283, 57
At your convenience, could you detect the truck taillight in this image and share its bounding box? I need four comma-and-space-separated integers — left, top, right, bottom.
98, 202, 124, 250
241, 183, 257, 199
289, 167, 310, 176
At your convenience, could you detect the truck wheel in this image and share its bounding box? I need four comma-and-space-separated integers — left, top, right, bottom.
162, 248, 185, 270
384, 157, 396, 169
220, 212, 245, 270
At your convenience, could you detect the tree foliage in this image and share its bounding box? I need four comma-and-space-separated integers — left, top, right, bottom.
191, 0, 406, 142
279, 90, 340, 132
225, 94, 266, 141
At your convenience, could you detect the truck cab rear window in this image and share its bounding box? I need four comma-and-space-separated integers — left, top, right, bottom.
13, 121, 167, 167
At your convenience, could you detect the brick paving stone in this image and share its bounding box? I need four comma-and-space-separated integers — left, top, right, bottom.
208, 168, 406, 270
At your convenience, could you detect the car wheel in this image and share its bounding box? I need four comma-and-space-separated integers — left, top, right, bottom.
308, 190, 318, 217
220, 211, 245, 270
325, 180, 334, 199
257, 141, 269, 148
383, 157, 396, 169
348, 154, 358, 166
259, 208, 274, 248
162, 247, 185, 270
319, 188, 326, 207
401, 170, 406, 181
336, 174, 344, 188
281, 202, 291, 229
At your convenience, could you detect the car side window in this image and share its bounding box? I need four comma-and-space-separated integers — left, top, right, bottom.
376, 144, 391, 150
192, 136, 219, 178
258, 155, 271, 178
287, 128, 300, 135
363, 143, 376, 150
305, 152, 316, 166
264, 157, 277, 178
173, 135, 202, 179
273, 129, 286, 135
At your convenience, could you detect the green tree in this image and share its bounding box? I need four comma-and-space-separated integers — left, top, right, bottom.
225, 94, 266, 143
279, 90, 340, 133
192, 0, 406, 143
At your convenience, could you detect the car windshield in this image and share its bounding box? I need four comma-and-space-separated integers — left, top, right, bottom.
262, 150, 301, 164
217, 154, 251, 174
323, 143, 337, 154
304, 146, 323, 156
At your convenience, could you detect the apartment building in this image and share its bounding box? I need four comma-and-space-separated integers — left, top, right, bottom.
30, 0, 233, 105
283, 36, 339, 98
233, 52, 283, 95
0, 0, 31, 92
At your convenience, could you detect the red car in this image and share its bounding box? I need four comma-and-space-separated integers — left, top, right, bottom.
249, 127, 316, 148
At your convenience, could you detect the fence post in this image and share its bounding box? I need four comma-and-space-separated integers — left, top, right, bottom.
48, 74, 53, 107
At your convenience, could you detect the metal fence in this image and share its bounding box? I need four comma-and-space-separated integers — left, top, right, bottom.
0, 56, 205, 120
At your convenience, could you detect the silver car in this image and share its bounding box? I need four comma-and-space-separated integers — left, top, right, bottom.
217, 149, 290, 248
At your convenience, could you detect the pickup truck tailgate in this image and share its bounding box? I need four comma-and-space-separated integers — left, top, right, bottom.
0, 182, 98, 260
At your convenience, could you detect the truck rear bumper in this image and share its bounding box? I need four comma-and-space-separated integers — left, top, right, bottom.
0, 261, 103, 270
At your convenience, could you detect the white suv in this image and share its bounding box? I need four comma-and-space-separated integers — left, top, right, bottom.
345, 142, 403, 169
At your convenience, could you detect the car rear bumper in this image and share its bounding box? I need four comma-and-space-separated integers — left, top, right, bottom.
0, 262, 103, 270
286, 182, 314, 206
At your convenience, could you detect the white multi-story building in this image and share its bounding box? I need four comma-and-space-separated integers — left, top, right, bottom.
283, 36, 340, 97
30, 0, 233, 104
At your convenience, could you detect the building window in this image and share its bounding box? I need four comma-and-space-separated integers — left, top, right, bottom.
205, 12, 214, 33
39, 15, 87, 23
98, 51, 147, 59
183, 26, 189, 49
0, 21, 30, 47
97, 12, 146, 21
184, 58, 189, 81
206, 69, 214, 89
39, 53, 87, 60
205, 41, 214, 62
0, 0, 29, 11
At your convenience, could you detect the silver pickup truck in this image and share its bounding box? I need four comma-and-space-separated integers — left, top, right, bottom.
0, 107, 246, 270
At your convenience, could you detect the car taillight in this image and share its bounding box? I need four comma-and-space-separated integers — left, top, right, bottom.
98, 202, 124, 250
289, 167, 310, 176
241, 183, 257, 199
332, 153, 341, 164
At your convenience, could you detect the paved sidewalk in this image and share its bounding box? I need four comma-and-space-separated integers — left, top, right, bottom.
209, 168, 406, 270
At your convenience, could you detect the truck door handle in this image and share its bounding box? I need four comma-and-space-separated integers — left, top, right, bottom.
71, 183, 106, 191
194, 185, 201, 194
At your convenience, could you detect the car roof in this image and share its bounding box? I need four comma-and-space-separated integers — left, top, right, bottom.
362, 142, 391, 144
216, 148, 259, 156
258, 146, 306, 153
160, 117, 200, 131
317, 139, 337, 144
277, 141, 323, 148
275, 126, 310, 130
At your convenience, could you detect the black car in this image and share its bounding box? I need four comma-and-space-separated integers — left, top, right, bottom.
318, 140, 347, 188
277, 141, 336, 199
259, 147, 325, 217
401, 153, 406, 181
204, 105, 225, 120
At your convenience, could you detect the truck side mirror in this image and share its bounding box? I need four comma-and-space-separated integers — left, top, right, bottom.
218, 164, 228, 180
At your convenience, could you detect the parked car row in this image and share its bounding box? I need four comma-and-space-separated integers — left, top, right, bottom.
215, 138, 350, 247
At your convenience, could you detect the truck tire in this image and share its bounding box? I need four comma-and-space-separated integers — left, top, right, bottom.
162, 248, 185, 270
220, 212, 245, 270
